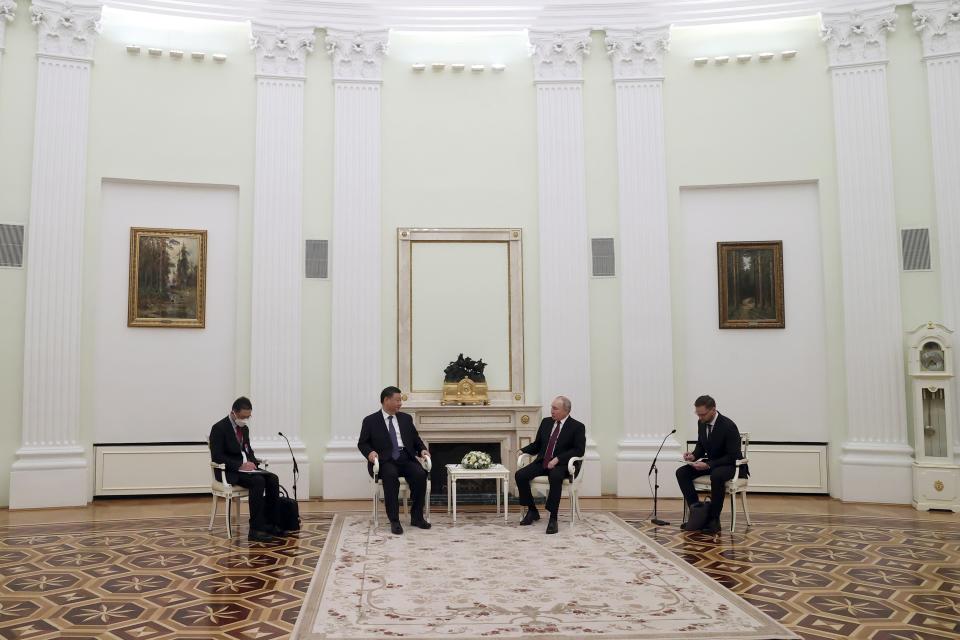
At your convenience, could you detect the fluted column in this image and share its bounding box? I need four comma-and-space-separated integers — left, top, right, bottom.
0, 2, 16, 73
913, 1, 960, 458
821, 7, 913, 502
323, 29, 388, 498
10, 0, 102, 509
605, 27, 680, 497
530, 29, 600, 496
247, 25, 315, 498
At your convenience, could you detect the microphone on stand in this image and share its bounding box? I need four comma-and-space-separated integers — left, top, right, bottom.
278, 431, 299, 501
649, 429, 676, 527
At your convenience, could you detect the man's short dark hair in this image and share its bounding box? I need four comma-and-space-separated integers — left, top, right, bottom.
232, 396, 253, 412
694, 395, 716, 409
380, 386, 402, 403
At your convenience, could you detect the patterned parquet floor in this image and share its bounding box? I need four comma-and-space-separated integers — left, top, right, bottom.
0, 500, 957, 639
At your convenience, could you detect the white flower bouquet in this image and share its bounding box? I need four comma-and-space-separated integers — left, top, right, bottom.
461, 450, 492, 469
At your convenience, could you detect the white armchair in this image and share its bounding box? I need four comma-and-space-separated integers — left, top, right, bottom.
516, 453, 585, 529
208, 461, 249, 538
370, 455, 433, 527
682, 432, 752, 532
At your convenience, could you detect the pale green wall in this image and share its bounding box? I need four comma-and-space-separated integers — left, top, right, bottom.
663, 15, 848, 489
302, 41, 334, 498
582, 33, 623, 493
0, 7, 942, 505
0, 15, 36, 508
80, 11, 257, 483
380, 31, 541, 408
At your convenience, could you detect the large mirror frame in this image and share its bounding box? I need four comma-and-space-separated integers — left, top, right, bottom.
398, 228, 525, 405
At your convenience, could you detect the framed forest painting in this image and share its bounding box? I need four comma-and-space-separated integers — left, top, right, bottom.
717, 240, 784, 329
128, 228, 207, 328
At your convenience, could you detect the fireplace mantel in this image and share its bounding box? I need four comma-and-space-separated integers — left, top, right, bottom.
405, 404, 542, 480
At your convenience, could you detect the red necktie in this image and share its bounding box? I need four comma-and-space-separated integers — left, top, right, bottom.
543, 421, 561, 468
235, 426, 244, 446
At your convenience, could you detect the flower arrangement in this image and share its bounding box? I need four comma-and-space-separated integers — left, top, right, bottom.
461, 451, 492, 469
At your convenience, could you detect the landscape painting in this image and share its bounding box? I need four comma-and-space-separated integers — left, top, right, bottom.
128, 228, 207, 328
717, 240, 784, 329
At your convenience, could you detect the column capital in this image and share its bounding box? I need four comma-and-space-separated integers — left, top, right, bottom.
0, 1, 17, 52
250, 23, 315, 79
325, 28, 388, 82
529, 28, 591, 83
820, 5, 897, 69
30, 0, 102, 61
913, 1, 960, 59
604, 26, 670, 81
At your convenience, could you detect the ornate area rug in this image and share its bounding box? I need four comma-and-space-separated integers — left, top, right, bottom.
293, 512, 798, 639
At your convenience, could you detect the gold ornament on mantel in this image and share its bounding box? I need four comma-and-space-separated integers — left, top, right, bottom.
441, 353, 490, 406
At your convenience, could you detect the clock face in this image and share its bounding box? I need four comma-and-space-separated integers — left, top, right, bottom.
921, 345, 945, 372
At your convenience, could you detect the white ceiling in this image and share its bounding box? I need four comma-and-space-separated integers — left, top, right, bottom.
101, 0, 904, 30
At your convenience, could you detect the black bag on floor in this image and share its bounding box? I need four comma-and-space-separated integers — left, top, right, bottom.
275, 486, 301, 531
685, 500, 710, 532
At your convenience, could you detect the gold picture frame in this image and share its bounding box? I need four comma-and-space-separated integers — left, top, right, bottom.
717, 240, 784, 329
128, 227, 207, 328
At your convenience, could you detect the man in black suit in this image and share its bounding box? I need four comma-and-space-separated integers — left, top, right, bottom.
358, 386, 432, 535
515, 395, 586, 534
209, 397, 285, 543
676, 395, 748, 534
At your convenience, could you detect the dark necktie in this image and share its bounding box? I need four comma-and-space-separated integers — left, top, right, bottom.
543, 421, 561, 468
706, 424, 713, 440
387, 416, 400, 460
235, 426, 244, 446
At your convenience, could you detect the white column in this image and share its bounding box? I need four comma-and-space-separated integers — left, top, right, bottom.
248, 25, 315, 498
10, 0, 102, 509
604, 27, 681, 497
0, 2, 16, 72
913, 1, 960, 457
323, 29, 388, 498
821, 7, 913, 503
529, 29, 600, 496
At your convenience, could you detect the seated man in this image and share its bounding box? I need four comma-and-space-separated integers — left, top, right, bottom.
676, 395, 748, 534
515, 395, 586, 534
209, 396, 286, 543
358, 386, 432, 535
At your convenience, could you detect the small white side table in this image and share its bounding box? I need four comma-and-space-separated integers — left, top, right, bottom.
446, 463, 510, 523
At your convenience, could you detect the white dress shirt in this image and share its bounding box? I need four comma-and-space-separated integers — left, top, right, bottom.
382, 410, 405, 449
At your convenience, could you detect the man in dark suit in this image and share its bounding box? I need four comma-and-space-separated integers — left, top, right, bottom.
358, 386, 432, 535
209, 397, 286, 543
676, 395, 748, 534
515, 395, 586, 534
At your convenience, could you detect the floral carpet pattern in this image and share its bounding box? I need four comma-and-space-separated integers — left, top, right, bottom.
294, 512, 797, 639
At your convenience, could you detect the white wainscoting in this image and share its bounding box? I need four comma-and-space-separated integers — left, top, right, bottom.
685, 441, 829, 494
94, 444, 211, 496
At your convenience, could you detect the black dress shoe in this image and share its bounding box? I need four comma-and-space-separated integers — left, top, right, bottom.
265, 525, 289, 537
390, 521, 404, 535
702, 518, 721, 534
410, 519, 432, 529
248, 529, 274, 543
519, 509, 541, 526
545, 518, 559, 534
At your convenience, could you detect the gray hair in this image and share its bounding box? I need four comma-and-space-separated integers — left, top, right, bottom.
554, 395, 572, 412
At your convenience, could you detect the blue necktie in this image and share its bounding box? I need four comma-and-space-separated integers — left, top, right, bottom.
388, 416, 400, 460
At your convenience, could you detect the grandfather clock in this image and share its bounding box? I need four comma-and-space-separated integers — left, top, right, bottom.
907, 322, 960, 512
